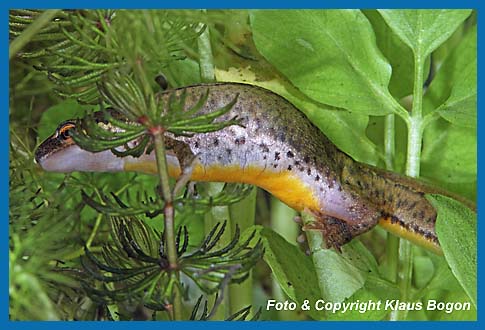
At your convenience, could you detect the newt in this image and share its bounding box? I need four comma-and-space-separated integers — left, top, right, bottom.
34, 82, 475, 254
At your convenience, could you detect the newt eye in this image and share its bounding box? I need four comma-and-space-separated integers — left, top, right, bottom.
60, 128, 71, 140
58, 123, 75, 140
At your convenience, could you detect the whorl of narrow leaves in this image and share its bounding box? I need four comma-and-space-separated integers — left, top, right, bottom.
10, 10, 119, 104
10, 10, 204, 104
82, 217, 263, 309
71, 75, 241, 158
190, 295, 262, 320
81, 183, 253, 218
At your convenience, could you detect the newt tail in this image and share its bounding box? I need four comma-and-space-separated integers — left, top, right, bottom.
34, 83, 475, 254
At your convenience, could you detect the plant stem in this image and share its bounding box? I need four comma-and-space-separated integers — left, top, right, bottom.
270, 197, 299, 320
382, 113, 399, 283
228, 187, 257, 317
9, 10, 60, 60
384, 114, 395, 171
197, 11, 215, 82
202, 183, 231, 320
197, 13, 232, 319
301, 212, 328, 299
405, 117, 423, 178
86, 213, 103, 248
392, 53, 426, 321
152, 131, 182, 320
406, 53, 425, 178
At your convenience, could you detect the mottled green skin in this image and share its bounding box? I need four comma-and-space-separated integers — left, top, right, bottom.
159, 83, 455, 250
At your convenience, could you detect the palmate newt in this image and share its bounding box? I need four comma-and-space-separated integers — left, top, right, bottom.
34, 82, 475, 254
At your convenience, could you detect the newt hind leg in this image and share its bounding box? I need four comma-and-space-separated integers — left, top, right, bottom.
304, 209, 381, 252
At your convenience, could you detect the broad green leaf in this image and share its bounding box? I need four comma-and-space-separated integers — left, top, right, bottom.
327, 279, 398, 321
215, 66, 382, 165
414, 254, 463, 298
250, 10, 399, 116
413, 255, 435, 289
309, 243, 367, 303
364, 10, 415, 99
426, 291, 476, 320
418, 289, 476, 320
431, 20, 466, 76
165, 57, 201, 87
378, 10, 472, 58
302, 213, 378, 304
421, 119, 476, 200
425, 25, 476, 128
426, 194, 477, 308
258, 227, 323, 320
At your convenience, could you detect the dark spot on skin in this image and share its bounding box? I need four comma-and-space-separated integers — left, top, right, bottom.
214, 138, 219, 146
217, 155, 223, 161
303, 156, 310, 164
307, 168, 311, 176
287, 165, 292, 171
294, 160, 300, 166
226, 148, 232, 156
407, 201, 418, 211
274, 152, 280, 161
299, 167, 304, 172
263, 155, 267, 160
287, 150, 294, 158
273, 164, 278, 168
260, 143, 269, 153
235, 137, 246, 145
194, 141, 199, 148
315, 174, 320, 181
328, 181, 334, 189
277, 131, 286, 143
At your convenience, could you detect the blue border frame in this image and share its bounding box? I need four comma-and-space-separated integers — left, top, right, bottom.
4, 0, 481, 328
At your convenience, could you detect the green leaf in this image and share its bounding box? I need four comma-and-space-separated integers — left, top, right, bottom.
425, 25, 476, 128
414, 254, 463, 298
364, 10, 430, 99
378, 10, 472, 58
257, 227, 323, 320
426, 194, 477, 308
310, 241, 375, 303
426, 291, 476, 320
323, 260, 399, 320
421, 119, 476, 200
302, 213, 379, 304
250, 10, 399, 116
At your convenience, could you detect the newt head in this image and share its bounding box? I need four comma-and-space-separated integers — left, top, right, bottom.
34, 119, 127, 173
